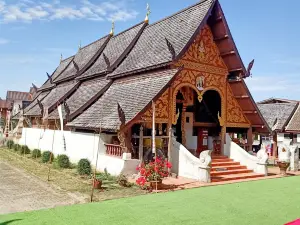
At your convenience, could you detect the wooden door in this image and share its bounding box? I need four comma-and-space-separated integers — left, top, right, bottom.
196, 128, 208, 157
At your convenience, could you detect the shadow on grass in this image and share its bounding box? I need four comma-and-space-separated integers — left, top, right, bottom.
0, 219, 22, 225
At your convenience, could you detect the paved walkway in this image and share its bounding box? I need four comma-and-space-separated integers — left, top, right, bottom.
0, 161, 81, 215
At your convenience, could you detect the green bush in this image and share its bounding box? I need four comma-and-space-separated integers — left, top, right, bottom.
77, 159, 91, 175
13, 144, 21, 152
19, 145, 30, 154
42, 151, 53, 163
31, 149, 41, 158
6, 140, 14, 149
57, 154, 70, 168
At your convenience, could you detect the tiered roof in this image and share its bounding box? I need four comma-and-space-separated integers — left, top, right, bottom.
22, 0, 269, 132
68, 69, 180, 130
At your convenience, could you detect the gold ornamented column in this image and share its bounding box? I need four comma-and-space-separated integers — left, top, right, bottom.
181, 103, 187, 146
139, 125, 144, 164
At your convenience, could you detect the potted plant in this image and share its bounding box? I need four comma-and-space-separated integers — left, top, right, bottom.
93, 175, 103, 189
136, 157, 172, 190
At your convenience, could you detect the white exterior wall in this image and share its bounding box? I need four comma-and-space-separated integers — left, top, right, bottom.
185, 112, 197, 150
18, 128, 139, 176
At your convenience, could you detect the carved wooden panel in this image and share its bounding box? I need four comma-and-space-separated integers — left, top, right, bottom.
140, 89, 169, 123
226, 85, 250, 126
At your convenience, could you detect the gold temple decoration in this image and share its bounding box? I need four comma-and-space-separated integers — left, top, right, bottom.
197, 91, 203, 103
172, 108, 180, 125
218, 111, 224, 127
110, 20, 115, 36
144, 3, 151, 23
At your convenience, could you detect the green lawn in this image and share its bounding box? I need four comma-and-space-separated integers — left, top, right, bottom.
1, 176, 300, 225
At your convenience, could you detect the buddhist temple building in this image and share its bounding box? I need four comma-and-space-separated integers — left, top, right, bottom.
15, 0, 272, 181
258, 98, 300, 158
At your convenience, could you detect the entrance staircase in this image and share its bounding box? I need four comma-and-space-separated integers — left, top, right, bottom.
211, 155, 264, 182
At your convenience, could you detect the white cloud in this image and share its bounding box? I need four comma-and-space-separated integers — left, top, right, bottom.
0, 38, 9, 44
0, 0, 138, 23
245, 73, 300, 101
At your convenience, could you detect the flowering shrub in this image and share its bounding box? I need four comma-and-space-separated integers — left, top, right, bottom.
136, 157, 172, 188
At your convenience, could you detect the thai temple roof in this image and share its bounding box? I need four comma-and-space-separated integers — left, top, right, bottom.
68, 69, 180, 131
22, 0, 270, 132
109, 0, 214, 78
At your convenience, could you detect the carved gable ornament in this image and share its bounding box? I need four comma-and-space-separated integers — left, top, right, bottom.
196, 76, 204, 91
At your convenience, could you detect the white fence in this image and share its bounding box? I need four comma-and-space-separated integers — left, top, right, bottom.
17, 128, 139, 176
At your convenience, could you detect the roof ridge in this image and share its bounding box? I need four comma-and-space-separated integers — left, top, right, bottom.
147, 0, 214, 28
79, 34, 110, 50
112, 21, 145, 39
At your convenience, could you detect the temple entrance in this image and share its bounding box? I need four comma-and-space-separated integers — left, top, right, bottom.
174, 87, 222, 157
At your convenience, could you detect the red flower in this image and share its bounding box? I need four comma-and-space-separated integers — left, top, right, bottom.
166, 162, 172, 169
140, 168, 146, 176
136, 166, 140, 171
136, 177, 146, 186
155, 157, 162, 163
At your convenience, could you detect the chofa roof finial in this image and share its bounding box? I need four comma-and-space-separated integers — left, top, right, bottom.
60, 53, 63, 63
110, 20, 115, 36
145, 3, 151, 23
78, 40, 81, 51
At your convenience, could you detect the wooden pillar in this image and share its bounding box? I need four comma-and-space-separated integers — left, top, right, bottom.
221, 125, 226, 154
181, 103, 187, 146
247, 127, 253, 152
139, 125, 144, 164
273, 133, 277, 158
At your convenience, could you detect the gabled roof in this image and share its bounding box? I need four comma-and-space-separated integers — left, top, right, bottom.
285, 104, 300, 132
48, 77, 111, 120
25, 81, 78, 116
257, 98, 299, 104
54, 35, 110, 83
68, 68, 180, 131
39, 56, 74, 91
6, 91, 31, 101
79, 22, 146, 80
109, 0, 215, 78
257, 103, 298, 131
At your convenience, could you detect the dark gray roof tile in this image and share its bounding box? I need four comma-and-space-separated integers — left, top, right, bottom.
80, 22, 145, 79
257, 103, 297, 131
286, 104, 300, 131
109, 0, 214, 78
68, 69, 179, 130
25, 82, 77, 116
48, 77, 111, 119
54, 35, 110, 82
39, 56, 74, 91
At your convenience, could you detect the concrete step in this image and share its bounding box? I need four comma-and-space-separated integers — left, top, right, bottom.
211, 169, 253, 176
211, 155, 228, 159
211, 165, 247, 172
212, 158, 233, 162
211, 173, 265, 182
211, 161, 240, 167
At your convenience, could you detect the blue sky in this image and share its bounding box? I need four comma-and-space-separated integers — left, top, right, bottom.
0, 0, 299, 101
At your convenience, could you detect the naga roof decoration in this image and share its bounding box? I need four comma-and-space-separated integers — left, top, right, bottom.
48, 77, 111, 120
54, 35, 110, 83
39, 56, 74, 91
78, 22, 146, 80
25, 81, 78, 116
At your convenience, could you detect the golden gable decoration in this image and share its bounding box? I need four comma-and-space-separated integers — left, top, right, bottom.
141, 89, 169, 123
226, 85, 250, 126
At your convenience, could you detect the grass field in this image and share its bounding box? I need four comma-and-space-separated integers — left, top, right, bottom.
1, 176, 300, 225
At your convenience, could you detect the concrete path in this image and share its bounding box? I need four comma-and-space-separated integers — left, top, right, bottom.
0, 161, 81, 215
